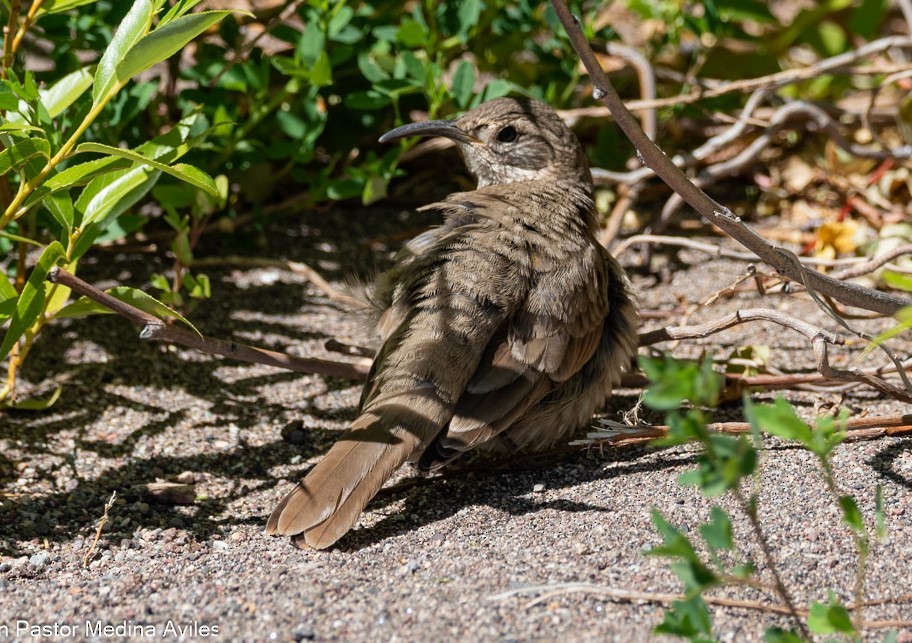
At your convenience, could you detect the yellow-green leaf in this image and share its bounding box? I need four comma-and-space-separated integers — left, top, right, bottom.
0, 242, 67, 360
93, 0, 153, 104
115, 11, 233, 87
41, 67, 94, 118
75, 142, 218, 196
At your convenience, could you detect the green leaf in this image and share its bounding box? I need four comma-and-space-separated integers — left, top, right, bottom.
5, 386, 62, 410
396, 19, 426, 47
345, 90, 390, 110
670, 559, 718, 594
44, 191, 74, 230
640, 355, 721, 410
54, 286, 198, 334
93, 0, 153, 104
875, 484, 887, 539
79, 166, 161, 228
763, 627, 803, 643
746, 396, 813, 446
476, 79, 513, 105
0, 138, 51, 175
159, 0, 204, 24
311, 51, 333, 87
457, 0, 482, 39
838, 495, 865, 533
362, 175, 387, 205
699, 507, 734, 551
654, 595, 712, 638
74, 142, 218, 195
34, 0, 99, 16
0, 270, 17, 301
647, 510, 700, 563
357, 53, 389, 83
0, 122, 44, 135
172, 230, 193, 265
297, 19, 325, 65
328, 5, 354, 39
849, 0, 888, 39
115, 11, 234, 88
451, 60, 475, 109
0, 242, 67, 360
808, 597, 855, 635
23, 157, 132, 216
40, 67, 93, 118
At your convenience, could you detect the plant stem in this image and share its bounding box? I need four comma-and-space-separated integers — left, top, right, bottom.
1, 0, 21, 76
734, 487, 811, 639
0, 84, 123, 230
8, 0, 43, 58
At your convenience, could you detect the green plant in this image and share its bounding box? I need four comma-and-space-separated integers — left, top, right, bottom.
640, 354, 887, 640
175, 1, 616, 207
0, 0, 234, 405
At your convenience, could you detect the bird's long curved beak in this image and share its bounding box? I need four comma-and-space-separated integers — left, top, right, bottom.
378, 119, 478, 144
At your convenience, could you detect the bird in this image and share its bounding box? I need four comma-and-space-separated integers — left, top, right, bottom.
266, 96, 638, 549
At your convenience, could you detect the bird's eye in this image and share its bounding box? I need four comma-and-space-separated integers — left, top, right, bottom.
495, 126, 518, 143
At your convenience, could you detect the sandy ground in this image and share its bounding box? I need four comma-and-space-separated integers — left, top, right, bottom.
1, 203, 911, 642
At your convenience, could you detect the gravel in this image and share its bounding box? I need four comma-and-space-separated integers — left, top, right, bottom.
1, 207, 911, 641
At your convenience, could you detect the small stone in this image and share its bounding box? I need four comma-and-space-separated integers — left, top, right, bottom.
173, 471, 198, 484
281, 421, 308, 445
0, 562, 11, 573
294, 624, 316, 641
532, 484, 545, 493
29, 552, 50, 568
211, 540, 229, 551
403, 560, 419, 574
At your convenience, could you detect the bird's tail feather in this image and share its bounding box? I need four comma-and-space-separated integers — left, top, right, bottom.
266, 411, 424, 549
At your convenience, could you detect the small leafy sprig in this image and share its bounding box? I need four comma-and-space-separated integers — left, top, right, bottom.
640, 354, 887, 640
0, 0, 236, 405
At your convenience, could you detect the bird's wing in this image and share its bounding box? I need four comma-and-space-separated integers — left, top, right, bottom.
432, 239, 609, 461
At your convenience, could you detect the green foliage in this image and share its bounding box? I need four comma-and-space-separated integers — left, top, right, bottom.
642, 354, 885, 640
0, 0, 230, 404
175, 1, 615, 207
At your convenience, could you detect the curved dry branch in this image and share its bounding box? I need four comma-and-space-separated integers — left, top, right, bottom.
559, 35, 912, 120
46, 268, 372, 381
550, 1, 912, 317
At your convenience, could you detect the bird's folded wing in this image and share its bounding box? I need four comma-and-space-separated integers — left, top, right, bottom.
440, 251, 608, 455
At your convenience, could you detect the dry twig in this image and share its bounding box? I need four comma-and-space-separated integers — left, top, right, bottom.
550, 1, 910, 318
487, 583, 912, 629
83, 491, 116, 568
46, 268, 371, 381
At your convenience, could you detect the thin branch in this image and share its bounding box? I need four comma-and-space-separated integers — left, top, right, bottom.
637, 307, 843, 347
830, 244, 912, 280
657, 100, 912, 223
592, 88, 772, 186
605, 43, 657, 141
558, 36, 912, 121
580, 415, 912, 449
487, 583, 912, 629
549, 1, 912, 316
46, 268, 371, 381
83, 491, 116, 568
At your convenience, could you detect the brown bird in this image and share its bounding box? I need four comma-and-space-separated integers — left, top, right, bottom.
266, 96, 638, 549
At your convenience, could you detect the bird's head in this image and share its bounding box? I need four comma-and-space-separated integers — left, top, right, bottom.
379, 97, 590, 188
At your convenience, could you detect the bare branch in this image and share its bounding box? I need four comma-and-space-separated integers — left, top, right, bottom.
46, 268, 371, 381
559, 36, 912, 121
549, 1, 912, 316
